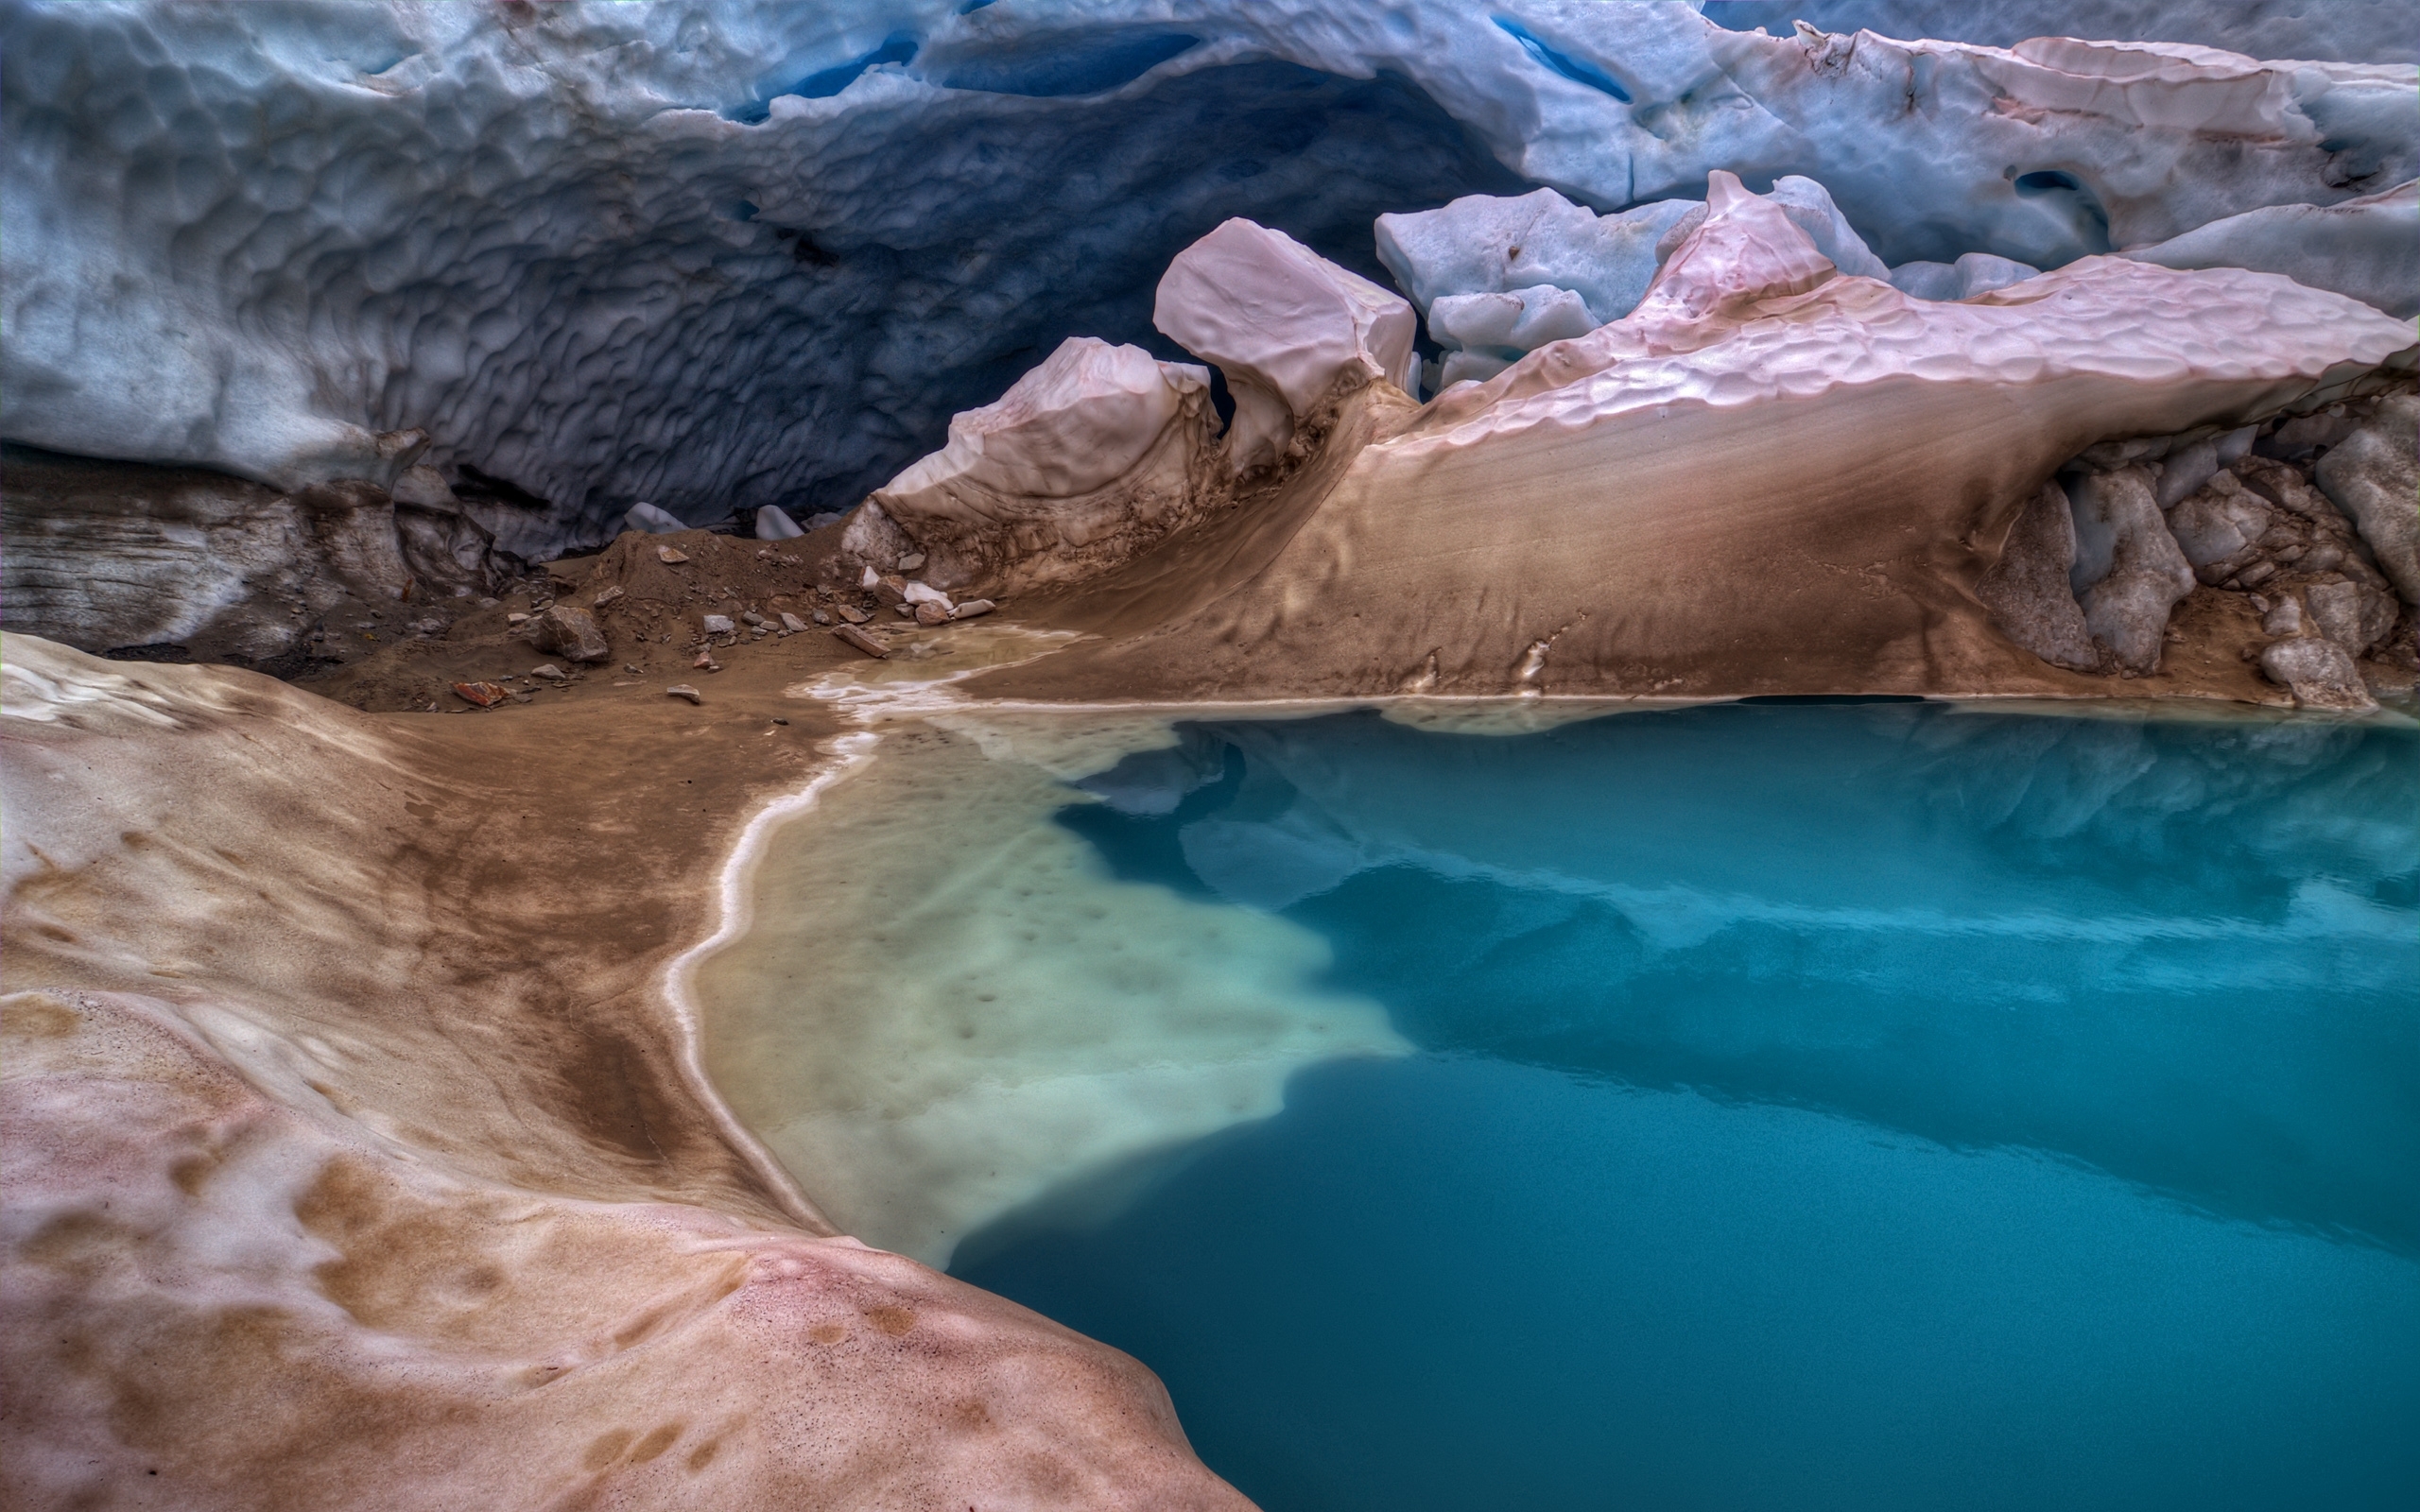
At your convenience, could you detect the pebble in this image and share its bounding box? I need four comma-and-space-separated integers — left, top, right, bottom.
507, 611, 530, 625
451, 680, 510, 709
837, 605, 870, 625
531, 663, 567, 682
693, 650, 720, 672
658, 545, 690, 564
666, 684, 703, 704
592, 585, 625, 609
899, 552, 926, 571
701, 613, 735, 635
780, 611, 808, 632
914, 600, 951, 626
811, 610, 832, 626
740, 610, 766, 627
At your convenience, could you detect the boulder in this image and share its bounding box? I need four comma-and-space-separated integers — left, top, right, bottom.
532, 605, 609, 663
2258, 636, 2377, 711
1975, 481, 2100, 671
2304, 578, 2398, 656
2315, 392, 2420, 605
2066, 466, 2198, 674
1154, 219, 1417, 471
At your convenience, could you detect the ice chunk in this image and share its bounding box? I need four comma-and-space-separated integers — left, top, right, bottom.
868, 336, 1218, 593
2126, 179, 2419, 318
754, 505, 804, 540
1765, 176, 1891, 282
625, 502, 685, 534
1153, 218, 1416, 471
1426, 286, 1599, 360
1374, 187, 1699, 328
1633, 171, 1838, 323
1891, 252, 2044, 301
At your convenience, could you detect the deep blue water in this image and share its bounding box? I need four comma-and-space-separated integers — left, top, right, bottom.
952, 702, 2420, 1511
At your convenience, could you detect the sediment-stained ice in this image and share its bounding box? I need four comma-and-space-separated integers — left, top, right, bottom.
5, 1, 2410, 551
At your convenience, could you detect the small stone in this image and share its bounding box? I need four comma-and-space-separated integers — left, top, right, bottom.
914, 600, 951, 625
701, 614, 735, 635
899, 552, 927, 571
811, 610, 831, 626
2258, 637, 2377, 711
507, 611, 530, 625
895, 604, 917, 618
451, 680, 510, 709
530, 663, 567, 682
772, 716, 789, 726
693, 650, 720, 671
658, 545, 690, 564
740, 610, 766, 627
533, 605, 611, 662
859, 564, 880, 589
780, 611, 808, 632
477, 596, 499, 609
591, 584, 625, 609
951, 598, 996, 620
666, 683, 703, 704
625, 663, 642, 673
2260, 598, 2304, 638
837, 605, 870, 625
832, 624, 890, 659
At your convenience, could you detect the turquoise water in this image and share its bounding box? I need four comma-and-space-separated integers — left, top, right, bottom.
951, 702, 2420, 1511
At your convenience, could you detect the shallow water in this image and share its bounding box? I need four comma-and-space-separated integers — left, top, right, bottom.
931, 701, 2420, 1510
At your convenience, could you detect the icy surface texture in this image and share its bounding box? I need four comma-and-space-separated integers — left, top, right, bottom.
4, 1, 2411, 554
863, 336, 1219, 592
1154, 219, 1417, 472
1700, 2, 2420, 66
2126, 180, 2420, 318
1376, 189, 1700, 329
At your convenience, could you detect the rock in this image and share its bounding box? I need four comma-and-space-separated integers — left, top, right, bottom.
2066, 466, 2199, 675
2261, 598, 2305, 637
739, 610, 765, 627
665, 683, 703, 704
831, 624, 889, 659
894, 604, 917, 618
532, 604, 610, 663
700, 614, 735, 635
451, 680, 510, 709
836, 605, 870, 625
2163, 472, 2276, 581
859, 564, 881, 589
871, 576, 908, 608
530, 663, 566, 682
1153, 218, 1417, 471
391, 469, 520, 597
2315, 392, 2420, 605
779, 611, 808, 632
2304, 579, 2398, 656
810, 610, 831, 626
754, 505, 804, 540
1975, 481, 2099, 671
866, 336, 1219, 594
914, 600, 952, 626
692, 650, 719, 671
952, 599, 996, 620
590, 584, 624, 609
507, 611, 530, 625
656, 544, 689, 564
626, 502, 684, 534
2259, 637, 2377, 711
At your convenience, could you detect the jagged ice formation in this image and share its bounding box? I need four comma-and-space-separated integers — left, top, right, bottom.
4, 0, 2413, 561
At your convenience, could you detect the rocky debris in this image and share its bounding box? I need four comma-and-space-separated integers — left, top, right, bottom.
2315, 392, 2420, 605
1976, 481, 2100, 671
755, 505, 804, 540
531, 605, 609, 663
451, 679, 510, 708
779, 611, 808, 632
700, 614, 735, 635
2259, 596, 2305, 638
832, 624, 890, 659
390, 465, 523, 597
627, 502, 684, 533
914, 600, 952, 626
2066, 466, 2197, 675
530, 663, 566, 683
952, 598, 996, 620
665, 682, 703, 704
836, 605, 871, 625
656, 544, 690, 564
591, 584, 624, 609
2258, 637, 2377, 711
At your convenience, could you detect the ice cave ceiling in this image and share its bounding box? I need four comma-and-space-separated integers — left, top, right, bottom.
3, 0, 2413, 554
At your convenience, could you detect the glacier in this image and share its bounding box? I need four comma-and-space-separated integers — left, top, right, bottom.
4, 0, 2413, 561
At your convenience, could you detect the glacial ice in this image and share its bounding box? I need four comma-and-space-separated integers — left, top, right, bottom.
1153, 219, 1416, 472
5, 0, 2411, 554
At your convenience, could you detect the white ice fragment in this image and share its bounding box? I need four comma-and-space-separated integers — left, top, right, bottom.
1153, 219, 1416, 471
1427, 286, 1598, 360
1765, 176, 1892, 282
1375, 187, 1698, 330
901, 581, 953, 612
754, 505, 804, 540
625, 502, 684, 534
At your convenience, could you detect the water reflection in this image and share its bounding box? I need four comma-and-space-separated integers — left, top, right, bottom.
1060, 702, 2420, 1252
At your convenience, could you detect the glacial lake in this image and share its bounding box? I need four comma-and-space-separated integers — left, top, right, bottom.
702, 698, 2419, 1511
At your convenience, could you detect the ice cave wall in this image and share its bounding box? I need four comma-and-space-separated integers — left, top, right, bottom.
3, 0, 2414, 557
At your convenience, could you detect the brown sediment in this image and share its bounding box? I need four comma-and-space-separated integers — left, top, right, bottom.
0, 629, 1253, 1510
